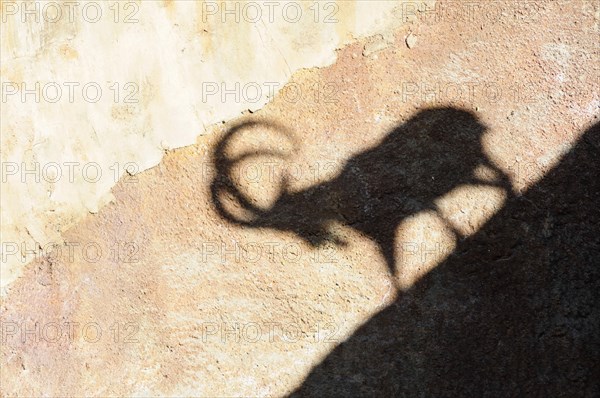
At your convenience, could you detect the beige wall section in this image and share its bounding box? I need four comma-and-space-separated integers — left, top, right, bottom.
0, 1, 431, 293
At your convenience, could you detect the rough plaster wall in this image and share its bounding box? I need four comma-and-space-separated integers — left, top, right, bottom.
1, 0, 432, 292
0, 1, 598, 396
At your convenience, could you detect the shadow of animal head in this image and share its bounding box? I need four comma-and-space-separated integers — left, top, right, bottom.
211, 107, 512, 277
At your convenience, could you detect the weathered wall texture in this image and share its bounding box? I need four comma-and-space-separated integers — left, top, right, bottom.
1, 0, 599, 396
1, 0, 428, 291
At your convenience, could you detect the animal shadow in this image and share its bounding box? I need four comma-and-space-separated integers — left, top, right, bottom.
211, 108, 599, 395
211, 107, 511, 280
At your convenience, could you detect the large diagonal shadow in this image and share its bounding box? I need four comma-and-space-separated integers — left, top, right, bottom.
211, 108, 599, 396
287, 121, 599, 396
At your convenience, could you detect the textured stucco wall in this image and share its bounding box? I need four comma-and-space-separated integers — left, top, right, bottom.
1, 0, 430, 292
0, 1, 598, 396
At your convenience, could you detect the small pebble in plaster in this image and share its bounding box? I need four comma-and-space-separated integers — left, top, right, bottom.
406, 33, 417, 49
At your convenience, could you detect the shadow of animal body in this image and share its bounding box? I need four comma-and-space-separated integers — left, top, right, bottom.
211, 108, 510, 278
289, 122, 600, 397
